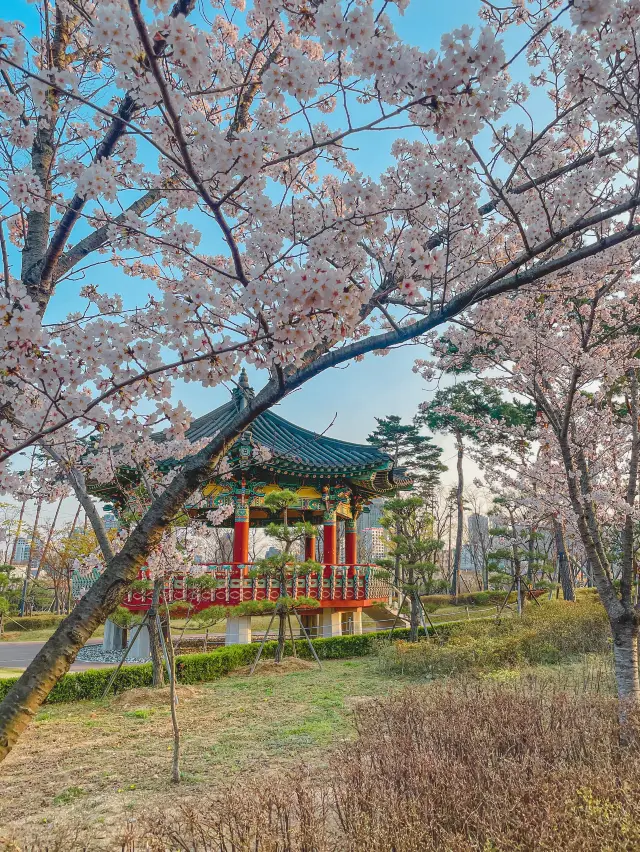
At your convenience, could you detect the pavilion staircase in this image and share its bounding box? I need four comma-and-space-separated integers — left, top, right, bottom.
364, 602, 411, 631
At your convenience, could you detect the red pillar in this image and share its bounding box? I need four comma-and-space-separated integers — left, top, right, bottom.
323, 510, 336, 565
232, 504, 250, 565
345, 518, 357, 566
304, 533, 316, 561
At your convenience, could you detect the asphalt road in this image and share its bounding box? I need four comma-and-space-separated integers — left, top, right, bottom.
0, 639, 113, 671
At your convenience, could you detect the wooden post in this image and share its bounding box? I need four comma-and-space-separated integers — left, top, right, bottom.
323, 509, 336, 565
232, 504, 250, 565
345, 518, 357, 565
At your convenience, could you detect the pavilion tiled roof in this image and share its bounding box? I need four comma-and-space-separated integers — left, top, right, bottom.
186, 400, 388, 475
183, 371, 411, 488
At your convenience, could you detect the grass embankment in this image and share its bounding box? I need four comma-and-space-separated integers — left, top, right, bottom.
138, 660, 639, 852
380, 598, 610, 676
0, 613, 105, 643
0, 657, 409, 846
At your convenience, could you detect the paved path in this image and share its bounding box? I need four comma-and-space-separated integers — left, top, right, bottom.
0, 639, 113, 671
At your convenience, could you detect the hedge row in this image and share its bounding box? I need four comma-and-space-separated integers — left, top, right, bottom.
0, 622, 456, 705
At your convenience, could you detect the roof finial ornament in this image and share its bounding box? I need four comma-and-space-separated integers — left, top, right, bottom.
232, 367, 255, 411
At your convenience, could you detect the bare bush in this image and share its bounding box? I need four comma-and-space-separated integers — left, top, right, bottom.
135, 673, 640, 851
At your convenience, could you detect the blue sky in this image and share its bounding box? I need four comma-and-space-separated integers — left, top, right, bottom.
10, 0, 539, 523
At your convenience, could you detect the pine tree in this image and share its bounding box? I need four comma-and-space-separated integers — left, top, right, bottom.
418, 381, 535, 596
366, 415, 446, 497
378, 497, 444, 641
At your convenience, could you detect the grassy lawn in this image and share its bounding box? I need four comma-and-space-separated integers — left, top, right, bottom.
0, 657, 413, 845
0, 648, 615, 849
0, 624, 105, 643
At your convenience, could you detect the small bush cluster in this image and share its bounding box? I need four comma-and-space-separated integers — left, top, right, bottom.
133, 678, 640, 851
0, 630, 404, 704
379, 600, 610, 677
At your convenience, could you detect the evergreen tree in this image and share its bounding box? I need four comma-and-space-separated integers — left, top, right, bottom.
378, 497, 444, 641
367, 415, 446, 589
366, 415, 446, 497
418, 381, 535, 596
253, 490, 320, 664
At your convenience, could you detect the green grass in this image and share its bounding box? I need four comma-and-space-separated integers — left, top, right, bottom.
0, 650, 617, 845
0, 624, 105, 643
0, 667, 22, 678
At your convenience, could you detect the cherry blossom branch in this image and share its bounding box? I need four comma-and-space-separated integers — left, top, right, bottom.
0, 338, 265, 463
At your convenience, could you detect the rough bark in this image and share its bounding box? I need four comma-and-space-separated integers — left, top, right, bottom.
163, 605, 180, 783
0, 380, 282, 761
409, 594, 420, 643
612, 617, 640, 703
275, 605, 287, 664
526, 526, 535, 584
553, 518, 575, 602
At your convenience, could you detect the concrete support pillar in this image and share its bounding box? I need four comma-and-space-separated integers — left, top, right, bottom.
103, 618, 125, 651
300, 612, 319, 639
345, 518, 357, 565
225, 615, 252, 645
232, 504, 250, 565
323, 510, 337, 565
341, 610, 362, 634
129, 623, 151, 659
352, 608, 363, 635
320, 607, 342, 638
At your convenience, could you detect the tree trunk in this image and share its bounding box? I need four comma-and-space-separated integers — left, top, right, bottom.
612, 617, 640, 706
394, 519, 402, 592
0, 378, 287, 763
148, 578, 165, 687
526, 526, 535, 584
163, 607, 180, 784
275, 606, 287, 663
553, 518, 575, 602
409, 593, 420, 643
451, 432, 464, 598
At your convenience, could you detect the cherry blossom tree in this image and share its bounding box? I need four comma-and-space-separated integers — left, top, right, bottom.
3, 0, 640, 758
428, 246, 640, 708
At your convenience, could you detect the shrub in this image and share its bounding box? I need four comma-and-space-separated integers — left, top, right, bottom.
133, 678, 640, 851
0, 602, 609, 705
378, 600, 610, 677
421, 590, 515, 610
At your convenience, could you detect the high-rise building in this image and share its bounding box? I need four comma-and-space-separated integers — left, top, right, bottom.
468, 513, 489, 546
356, 497, 386, 534
360, 527, 388, 562
13, 537, 31, 564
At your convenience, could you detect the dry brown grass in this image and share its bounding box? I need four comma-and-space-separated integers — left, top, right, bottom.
134, 673, 640, 852
236, 658, 317, 676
